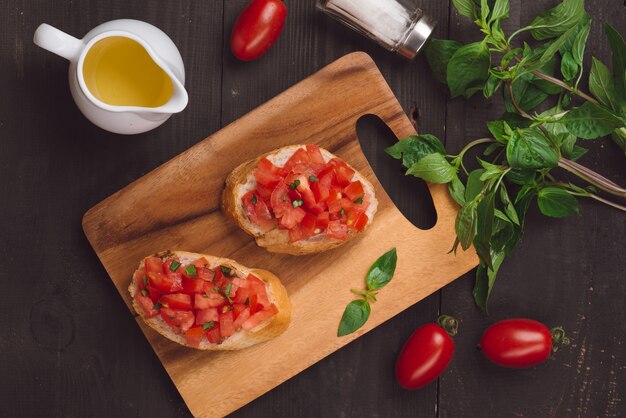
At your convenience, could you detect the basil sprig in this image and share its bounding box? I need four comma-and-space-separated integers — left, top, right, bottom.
338, 249, 397, 337
389, 0, 626, 312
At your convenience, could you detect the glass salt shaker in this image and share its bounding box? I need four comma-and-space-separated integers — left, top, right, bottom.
316, 0, 436, 60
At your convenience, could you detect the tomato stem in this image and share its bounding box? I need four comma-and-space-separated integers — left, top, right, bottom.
437, 314, 459, 337
550, 326, 571, 353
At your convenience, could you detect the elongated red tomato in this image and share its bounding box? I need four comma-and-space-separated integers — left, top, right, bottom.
230, 0, 287, 61
480, 319, 568, 368
395, 317, 457, 390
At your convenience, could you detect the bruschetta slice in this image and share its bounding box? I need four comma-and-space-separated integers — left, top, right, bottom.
129, 251, 291, 350
222, 144, 378, 255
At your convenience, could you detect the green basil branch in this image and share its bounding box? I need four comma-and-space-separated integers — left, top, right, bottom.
389, 0, 626, 312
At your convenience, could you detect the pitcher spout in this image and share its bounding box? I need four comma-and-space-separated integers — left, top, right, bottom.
154, 76, 188, 114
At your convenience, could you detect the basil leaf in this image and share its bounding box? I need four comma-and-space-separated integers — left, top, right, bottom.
473, 251, 506, 313
452, 0, 478, 19
474, 190, 496, 269
604, 22, 626, 109
448, 176, 466, 206
506, 128, 558, 169
425, 39, 462, 84
385, 135, 445, 169
561, 51, 578, 81
499, 184, 520, 226
406, 153, 456, 183
465, 169, 485, 202
489, 0, 509, 23
589, 58, 618, 111
570, 16, 591, 65
366, 248, 397, 291
202, 321, 215, 330
487, 120, 510, 143
528, 0, 585, 41
337, 300, 371, 337
447, 41, 491, 98
506, 167, 536, 186
185, 264, 197, 276
483, 73, 502, 98
169, 261, 181, 272
456, 201, 478, 251
537, 187, 581, 218
505, 77, 549, 113
561, 102, 625, 139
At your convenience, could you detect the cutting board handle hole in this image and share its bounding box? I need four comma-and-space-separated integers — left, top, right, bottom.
356, 114, 437, 231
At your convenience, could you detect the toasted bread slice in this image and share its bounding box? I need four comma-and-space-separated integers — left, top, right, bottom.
129, 251, 291, 350
222, 145, 378, 255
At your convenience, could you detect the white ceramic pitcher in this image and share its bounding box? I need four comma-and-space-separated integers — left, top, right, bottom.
34, 19, 188, 135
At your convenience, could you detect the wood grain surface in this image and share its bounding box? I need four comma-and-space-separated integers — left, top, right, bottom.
82, 52, 477, 418
1, 1, 624, 417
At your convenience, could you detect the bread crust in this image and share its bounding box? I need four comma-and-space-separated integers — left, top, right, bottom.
222, 145, 378, 255
128, 251, 292, 350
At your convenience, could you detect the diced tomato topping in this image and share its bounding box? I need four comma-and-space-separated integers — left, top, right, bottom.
205, 323, 221, 344
185, 326, 204, 348
242, 146, 371, 243
233, 286, 250, 304
195, 307, 219, 325
242, 191, 276, 232
315, 212, 330, 233
300, 212, 317, 239
219, 311, 236, 338
327, 219, 348, 240
232, 277, 249, 288
282, 148, 310, 175
254, 157, 283, 187
279, 206, 306, 229
194, 291, 225, 309
344, 181, 365, 201
233, 307, 251, 329
182, 277, 205, 294
136, 294, 160, 318
145, 257, 163, 274
242, 309, 276, 331
160, 294, 192, 310
329, 158, 355, 186
134, 255, 279, 347
348, 211, 369, 232
160, 309, 195, 334
147, 271, 183, 293
306, 144, 326, 165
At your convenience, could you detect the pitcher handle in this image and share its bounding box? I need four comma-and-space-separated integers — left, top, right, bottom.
33, 24, 82, 61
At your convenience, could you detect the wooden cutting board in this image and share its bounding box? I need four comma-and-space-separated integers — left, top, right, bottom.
83, 52, 478, 418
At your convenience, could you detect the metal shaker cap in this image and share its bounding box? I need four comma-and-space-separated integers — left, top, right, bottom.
397, 14, 437, 60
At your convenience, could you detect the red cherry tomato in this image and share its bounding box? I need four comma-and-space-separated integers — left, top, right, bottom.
230, 0, 287, 61
395, 316, 457, 390
480, 318, 569, 368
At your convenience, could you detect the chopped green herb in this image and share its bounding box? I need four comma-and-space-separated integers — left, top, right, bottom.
225, 282, 232, 298
142, 275, 148, 286
169, 261, 181, 271
220, 266, 233, 277
202, 293, 209, 298
202, 321, 215, 330
185, 264, 197, 275
340, 208, 345, 216
354, 195, 364, 204
152, 302, 161, 310
290, 179, 301, 189
213, 286, 221, 291
292, 199, 304, 208
309, 175, 319, 182
251, 194, 257, 204
141, 289, 148, 296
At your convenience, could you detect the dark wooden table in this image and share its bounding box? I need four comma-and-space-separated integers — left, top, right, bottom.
2, 1, 624, 417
